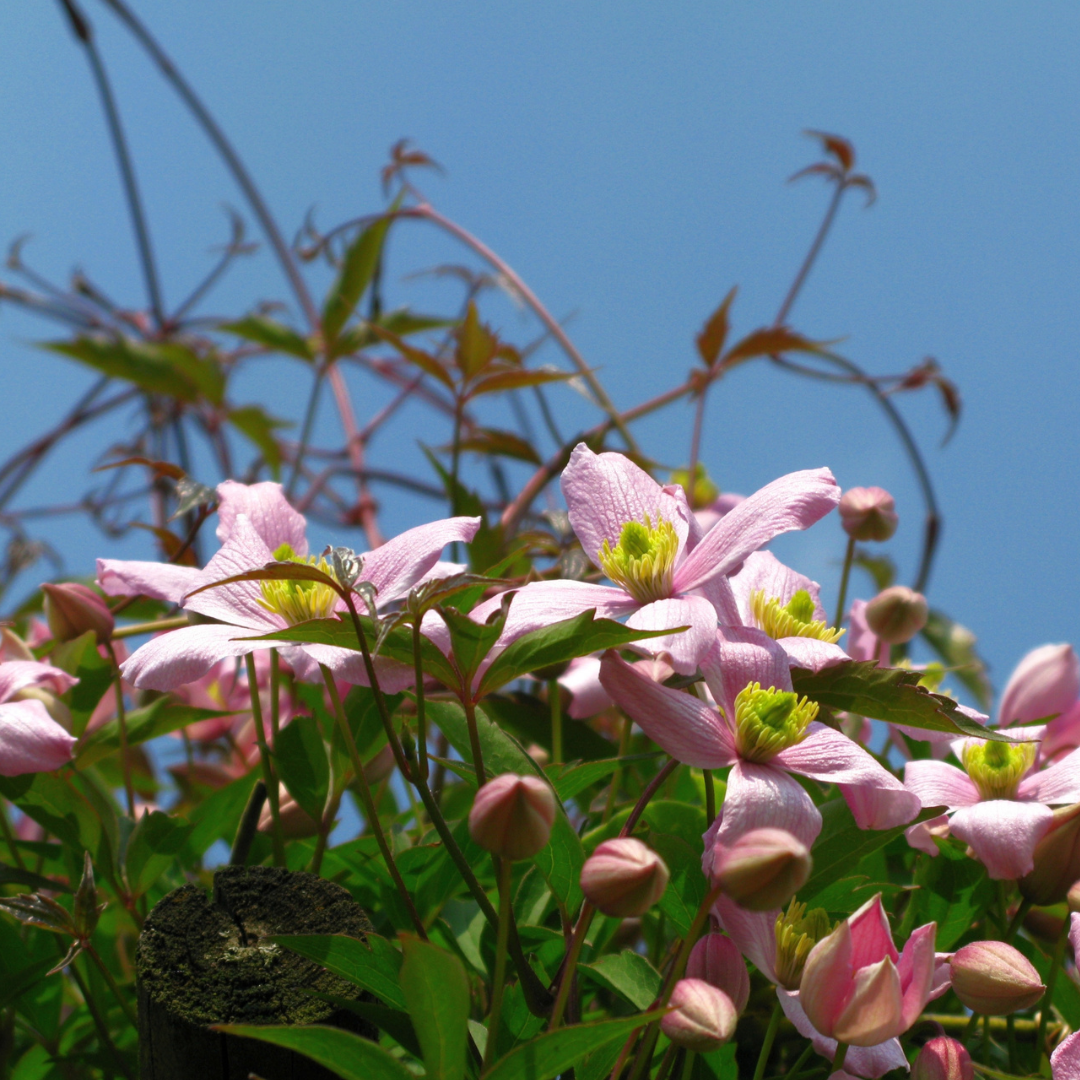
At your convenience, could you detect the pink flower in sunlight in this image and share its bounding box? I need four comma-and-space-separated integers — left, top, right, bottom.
470, 443, 840, 675
0, 660, 78, 777
600, 624, 920, 852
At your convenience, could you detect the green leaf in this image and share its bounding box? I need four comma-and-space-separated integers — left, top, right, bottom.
437, 593, 512, 682
484, 1014, 662, 1080
455, 428, 542, 465
911, 840, 994, 950
221, 315, 314, 361
921, 609, 993, 711
579, 950, 661, 1010
800, 799, 947, 905
77, 701, 234, 768
49, 631, 114, 738
275, 715, 330, 822
0, 774, 100, 856
274, 933, 404, 1010
227, 405, 292, 479
1014, 934, 1080, 1028
124, 810, 193, 897
791, 660, 1014, 742
323, 213, 394, 345
485, 693, 614, 764
315, 995, 422, 1057
552, 759, 624, 803
399, 936, 471, 1080
720, 326, 822, 369
217, 1023, 414, 1080
696, 287, 737, 368
184, 772, 259, 858
468, 367, 573, 398
477, 609, 679, 698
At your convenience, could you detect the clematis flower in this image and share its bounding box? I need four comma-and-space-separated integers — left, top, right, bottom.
1050, 915, 1080, 1080
0, 660, 78, 777
903, 729, 1080, 878
599, 624, 920, 851
477, 444, 840, 675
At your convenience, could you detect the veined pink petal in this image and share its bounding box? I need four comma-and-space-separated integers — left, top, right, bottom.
1051, 1030, 1080, 1080
731, 551, 828, 625
718, 761, 822, 850
363, 516, 482, 604
672, 468, 839, 595
1071, 913, 1080, 960
779, 637, 850, 672
693, 572, 743, 626
847, 600, 889, 667
905, 814, 949, 856
216, 479, 309, 555
121, 623, 266, 692
999, 644, 1080, 727
949, 800, 1055, 879
0, 699, 76, 776
1019, 745, 1080, 804
848, 895, 899, 969
834, 957, 903, 1046
0, 660, 78, 701
599, 650, 737, 768
896, 922, 937, 1028
903, 760, 981, 809
712, 895, 779, 983
800, 921, 854, 1036
561, 444, 690, 570
700, 625, 793, 720
624, 595, 718, 674
297, 642, 419, 694
559, 657, 612, 719
96, 559, 204, 604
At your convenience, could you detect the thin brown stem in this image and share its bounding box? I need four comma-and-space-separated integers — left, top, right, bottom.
775, 181, 847, 326
106, 644, 135, 818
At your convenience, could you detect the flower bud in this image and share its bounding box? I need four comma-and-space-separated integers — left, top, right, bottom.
711, 827, 811, 911
999, 644, 1080, 727
686, 933, 750, 1013
660, 979, 737, 1053
363, 743, 396, 786
468, 774, 556, 861
41, 582, 114, 645
864, 586, 928, 645
949, 941, 1045, 1015
580, 838, 669, 917
912, 1037, 974, 1080
1019, 802, 1080, 906
839, 487, 899, 542
258, 788, 320, 839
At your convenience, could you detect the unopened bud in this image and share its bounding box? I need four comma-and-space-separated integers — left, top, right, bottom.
686, 933, 749, 1013
912, 1037, 974, 1080
711, 827, 811, 911
363, 743, 396, 786
839, 487, 899, 542
999, 643, 1080, 727
42, 582, 114, 645
468, 774, 556, 861
258, 788, 320, 839
864, 586, 928, 645
1019, 802, 1080, 906
580, 838, 669, 917
660, 979, 737, 1053
949, 941, 1045, 1015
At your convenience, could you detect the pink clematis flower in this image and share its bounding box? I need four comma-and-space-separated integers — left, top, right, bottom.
903, 729, 1080, 878
600, 624, 921, 850
1050, 914, 1080, 1080
476, 444, 840, 675
0, 660, 78, 777
997, 644, 1080, 763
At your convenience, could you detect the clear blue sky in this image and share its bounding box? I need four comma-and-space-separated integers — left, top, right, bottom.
2, 2, 1078, 710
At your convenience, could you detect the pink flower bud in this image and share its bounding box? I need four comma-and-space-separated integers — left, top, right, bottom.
468, 774, 556, 861
864, 586, 928, 645
999, 644, 1080, 727
711, 827, 811, 911
912, 1037, 974, 1080
686, 933, 750, 1014
258, 788, 320, 839
41, 582, 114, 645
839, 487, 899, 542
660, 979, 737, 1053
949, 941, 1045, 1015
580, 837, 669, 917
1019, 802, 1080, 906
363, 743, 396, 785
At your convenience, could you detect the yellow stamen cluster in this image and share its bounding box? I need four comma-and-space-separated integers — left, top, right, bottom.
257, 543, 339, 626
774, 899, 833, 990
734, 682, 819, 763
962, 738, 1037, 801
597, 514, 679, 604
750, 589, 845, 644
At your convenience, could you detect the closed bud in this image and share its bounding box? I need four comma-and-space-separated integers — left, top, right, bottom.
839, 487, 899, 542
949, 941, 1045, 1015
865, 586, 928, 645
42, 582, 114, 645
912, 1037, 974, 1080
363, 743, 396, 786
1019, 802, 1080, 906
686, 933, 750, 1013
580, 838, 669, 917
660, 979, 737, 1053
468, 774, 556, 861
999, 643, 1080, 727
711, 827, 811, 911
258, 787, 320, 839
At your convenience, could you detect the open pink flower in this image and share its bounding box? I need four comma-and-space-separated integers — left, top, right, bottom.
0, 660, 78, 776
903, 730, 1080, 878
600, 625, 920, 850
484, 444, 839, 674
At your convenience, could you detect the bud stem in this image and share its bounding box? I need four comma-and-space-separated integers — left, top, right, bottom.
412, 621, 430, 781
107, 644, 136, 819
229, 779, 267, 866
832, 1043, 849, 1073
549, 903, 596, 1031
834, 535, 856, 629
269, 647, 282, 743
110, 614, 189, 639
751, 999, 782, 1080
549, 679, 563, 765
482, 858, 513, 1075
1035, 916, 1068, 1071
246, 653, 285, 867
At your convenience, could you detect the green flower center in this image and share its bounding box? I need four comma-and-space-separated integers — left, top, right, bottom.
733, 682, 819, 763
774, 899, 833, 990
962, 738, 1037, 801
257, 543, 339, 625
597, 515, 679, 604
669, 464, 719, 510
750, 589, 845, 645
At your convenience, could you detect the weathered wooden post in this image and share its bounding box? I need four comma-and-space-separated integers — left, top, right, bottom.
137, 865, 374, 1080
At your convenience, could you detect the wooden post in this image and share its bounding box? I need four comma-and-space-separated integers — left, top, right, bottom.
137, 865, 375, 1080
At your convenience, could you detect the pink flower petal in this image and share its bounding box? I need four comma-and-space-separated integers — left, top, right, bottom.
1051, 1030, 1080, 1080
599, 650, 737, 768
216, 479, 309, 554
717, 760, 822, 850
848, 895, 899, 969
949, 799, 1055, 880
700, 625, 793, 719
0, 699, 76, 776
121, 623, 266, 692
624, 596, 718, 674
731, 550, 828, 625
896, 922, 938, 1029
905, 814, 949, 856
362, 516, 482, 604
1071, 913, 1080, 960
712, 895, 779, 984
800, 921, 854, 1037
0, 660, 78, 701
999, 643, 1080, 727
779, 637, 850, 672
559, 657, 612, 719
561, 444, 690, 571
847, 600, 889, 667
672, 467, 839, 595
903, 760, 981, 809
1019, 745, 1080, 804
96, 558, 205, 604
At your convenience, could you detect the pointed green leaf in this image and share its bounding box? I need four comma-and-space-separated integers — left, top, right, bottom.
323, 214, 394, 345
579, 950, 661, 1010
275, 714, 330, 822
125, 810, 193, 897
921, 609, 992, 711
76, 701, 234, 768
49, 630, 114, 738
221, 315, 314, 361
227, 405, 291, 479
274, 933, 405, 1010
399, 936, 470, 1080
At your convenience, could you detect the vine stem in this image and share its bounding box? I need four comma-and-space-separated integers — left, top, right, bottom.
832, 1043, 849, 1074
463, 696, 487, 787
85, 943, 138, 1030
834, 535, 856, 629
548, 903, 596, 1031
549, 679, 563, 765
106, 644, 135, 818
751, 998, 782, 1080
775, 180, 847, 326
110, 615, 188, 639
620, 758, 680, 838
1035, 915, 1069, 1069
412, 621, 430, 781
482, 858, 513, 1074
246, 653, 285, 866
69, 957, 135, 1080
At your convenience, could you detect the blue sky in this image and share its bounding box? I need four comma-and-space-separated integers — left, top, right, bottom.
2, 2, 1078, 710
